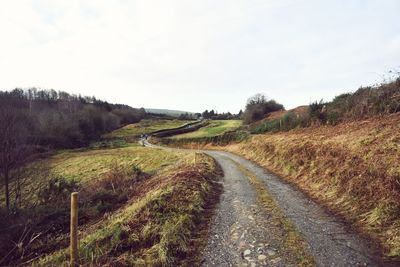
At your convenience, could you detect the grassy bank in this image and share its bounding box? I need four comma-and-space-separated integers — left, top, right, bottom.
249, 78, 400, 135
50, 145, 182, 183
103, 119, 192, 140
154, 120, 247, 147
1, 142, 221, 266
169, 120, 242, 139
157, 130, 250, 147
0, 144, 181, 206
36, 152, 221, 266
224, 114, 400, 259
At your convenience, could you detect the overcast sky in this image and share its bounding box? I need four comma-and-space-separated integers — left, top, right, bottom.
0, 1, 399, 113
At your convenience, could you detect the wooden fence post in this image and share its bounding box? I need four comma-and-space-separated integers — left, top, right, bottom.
194, 152, 201, 164
70, 192, 78, 266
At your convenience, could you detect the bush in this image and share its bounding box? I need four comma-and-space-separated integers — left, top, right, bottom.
243, 94, 284, 124
251, 119, 280, 134
325, 78, 400, 121
330, 93, 352, 113
37, 177, 79, 204
308, 99, 326, 123
250, 111, 310, 134
131, 165, 143, 176
160, 130, 250, 146
281, 112, 299, 131
327, 111, 340, 125
90, 139, 128, 149
90, 189, 128, 214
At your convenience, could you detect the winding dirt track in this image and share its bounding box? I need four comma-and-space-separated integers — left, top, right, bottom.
144, 141, 382, 266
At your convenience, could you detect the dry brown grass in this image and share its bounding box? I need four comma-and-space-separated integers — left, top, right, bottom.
250, 106, 309, 127
224, 113, 400, 259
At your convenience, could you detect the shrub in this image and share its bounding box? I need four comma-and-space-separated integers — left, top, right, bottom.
90, 189, 128, 215
281, 112, 299, 131
308, 99, 326, 123
251, 119, 280, 134
37, 177, 79, 204
243, 94, 284, 124
90, 139, 128, 149
250, 111, 311, 134
131, 165, 143, 177
82, 162, 147, 216
330, 93, 352, 114
160, 130, 250, 146
327, 111, 340, 125
325, 78, 400, 121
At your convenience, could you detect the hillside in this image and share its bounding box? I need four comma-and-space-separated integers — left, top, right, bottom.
251, 106, 308, 126
2, 2, 399, 266
249, 78, 400, 134
0, 91, 221, 266
218, 114, 400, 259
151, 79, 400, 260
145, 108, 195, 117
155, 119, 248, 147
103, 119, 192, 141
156, 112, 400, 260
0, 88, 146, 149
169, 120, 242, 139
0, 141, 222, 265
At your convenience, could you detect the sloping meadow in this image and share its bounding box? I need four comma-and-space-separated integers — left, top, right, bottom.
225, 114, 400, 259
35, 152, 222, 266
1, 144, 221, 266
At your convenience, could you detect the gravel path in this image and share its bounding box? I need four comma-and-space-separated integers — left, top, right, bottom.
200, 153, 300, 266
203, 151, 382, 267
144, 141, 383, 266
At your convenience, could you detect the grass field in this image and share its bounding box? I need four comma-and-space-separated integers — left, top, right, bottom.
170, 120, 242, 139
2, 144, 184, 207
35, 153, 221, 266
49, 145, 182, 183
1, 133, 222, 265
103, 119, 192, 139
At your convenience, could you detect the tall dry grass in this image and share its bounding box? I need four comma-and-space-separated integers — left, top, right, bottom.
225, 114, 400, 259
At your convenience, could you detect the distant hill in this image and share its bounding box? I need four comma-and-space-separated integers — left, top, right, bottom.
145, 108, 195, 117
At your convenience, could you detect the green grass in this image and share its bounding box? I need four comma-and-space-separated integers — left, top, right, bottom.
170, 120, 242, 139
1, 118, 224, 266
4, 144, 186, 207
35, 153, 221, 266
103, 119, 192, 139
49, 144, 183, 183
4, 118, 195, 204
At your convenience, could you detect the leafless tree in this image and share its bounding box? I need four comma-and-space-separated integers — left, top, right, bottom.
0, 104, 29, 211
243, 93, 284, 124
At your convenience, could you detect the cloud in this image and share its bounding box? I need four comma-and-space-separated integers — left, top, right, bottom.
0, 0, 399, 112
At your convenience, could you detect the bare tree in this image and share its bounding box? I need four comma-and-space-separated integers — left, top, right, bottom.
12, 161, 51, 209
243, 93, 284, 124
0, 105, 29, 211
246, 93, 267, 107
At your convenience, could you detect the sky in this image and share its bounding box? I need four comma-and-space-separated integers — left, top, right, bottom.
0, 0, 399, 113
